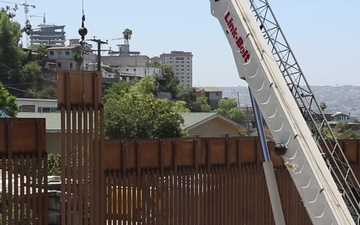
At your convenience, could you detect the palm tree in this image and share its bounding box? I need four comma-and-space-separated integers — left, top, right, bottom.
73, 48, 83, 70
319, 102, 327, 112
123, 28, 133, 40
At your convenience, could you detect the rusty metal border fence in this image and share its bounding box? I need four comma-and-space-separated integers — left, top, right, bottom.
58, 70, 105, 225
104, 137, 360, 225
0, 118, 48, 225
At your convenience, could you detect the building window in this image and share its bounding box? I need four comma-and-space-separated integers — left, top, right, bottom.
38, 107, 58, 113
20, 105, 35, 112
49, 51, 54, 55
57, 62, 62, 68
70, 63, 73, 69
65, 51, 70, 55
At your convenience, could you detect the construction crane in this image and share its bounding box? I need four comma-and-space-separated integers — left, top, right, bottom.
29, 13, 45, 24
211, 0, 360, 224
0, 0, 36, 47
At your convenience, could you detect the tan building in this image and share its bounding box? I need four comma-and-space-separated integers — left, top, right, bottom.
181, 112, 245, 137
160, 51, 193, 88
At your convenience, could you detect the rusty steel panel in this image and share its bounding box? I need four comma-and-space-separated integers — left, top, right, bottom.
57, 70, 102, 108
344, 140, 359, 163
104, 137, 286, 171
58, 68, 104, 225
104, 163, 314, 225
0, 118, 46, 154
103, 137, 360, 225
0, 152, 48, 225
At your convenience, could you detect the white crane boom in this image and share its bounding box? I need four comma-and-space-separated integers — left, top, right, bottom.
210, 0, 357, 224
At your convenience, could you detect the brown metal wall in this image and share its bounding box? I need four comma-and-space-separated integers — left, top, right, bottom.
104, 137, 360, 225
0, 118, 48, 225
58, 70, 105, 225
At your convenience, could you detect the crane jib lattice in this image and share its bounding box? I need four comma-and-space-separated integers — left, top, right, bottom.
248, 0, 360, 222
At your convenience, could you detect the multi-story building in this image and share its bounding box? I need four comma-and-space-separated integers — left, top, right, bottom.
47, 45, 96, 70
102, 54, 161, 82
30, 24, 66, 49
197, 87, 223, 110
160, 51, 193, 88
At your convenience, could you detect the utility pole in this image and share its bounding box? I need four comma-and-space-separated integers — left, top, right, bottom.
90, 38, 107, 71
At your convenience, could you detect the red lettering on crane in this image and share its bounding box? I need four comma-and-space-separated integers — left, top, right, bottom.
224, 11, 251, 63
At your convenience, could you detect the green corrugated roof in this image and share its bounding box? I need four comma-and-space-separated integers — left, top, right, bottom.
180, 112, 217, 129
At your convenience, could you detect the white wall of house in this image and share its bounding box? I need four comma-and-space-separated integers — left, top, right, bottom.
16, 98, 58, 112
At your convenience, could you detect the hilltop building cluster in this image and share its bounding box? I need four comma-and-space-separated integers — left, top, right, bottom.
29, 23, 193, 88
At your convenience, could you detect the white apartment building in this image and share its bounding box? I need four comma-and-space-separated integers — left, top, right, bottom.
30, 24, 66, 49
160, 51, 193, 88
47, 46, 96, 70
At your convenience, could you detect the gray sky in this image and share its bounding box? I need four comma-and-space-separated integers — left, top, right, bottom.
5, 0, 360, 87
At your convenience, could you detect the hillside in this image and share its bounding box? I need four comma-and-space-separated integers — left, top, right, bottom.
220, 85, 360, 119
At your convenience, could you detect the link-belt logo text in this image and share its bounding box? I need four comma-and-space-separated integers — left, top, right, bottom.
224, 11, 251, 63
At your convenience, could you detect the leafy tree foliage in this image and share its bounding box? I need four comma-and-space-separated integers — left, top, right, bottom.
48, 153, 61, 175
32, 45, 48, 68
0, 11, 26, 86
215, 98, 244, 124
319, 102, 327, 112
104, 76, 187, 139
189, 96, 211, 112
0, 83, 18, 117
28, 87, 57, 99
175, 85, 211, 112
150, 59, 161, 68
20, 62, 43, 92
156, 65, 179, 99
103, 82, 132, 101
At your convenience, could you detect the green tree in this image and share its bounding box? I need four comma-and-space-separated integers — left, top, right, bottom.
157, 65, 179, 99
334, 121, 348, 134
73, 48, 83, 70
189, 96, 211, 112
215, 98, 244, 124
48, 153, 61, 175
150, 59, 161, 68
32, 45, 48, 68
319, 102, 327, 112
104, 77, 186, 139
123, 28, 133, 41
103, 82, 132, 103
0, 83, 18, 117
20, 61, 43, 93
20, 19, 32, 36
176, 85, 196, 107
131, 75, 158, 96
0, 11, 26, 86
29, 87, 57, 99
337, 130, 360, 140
